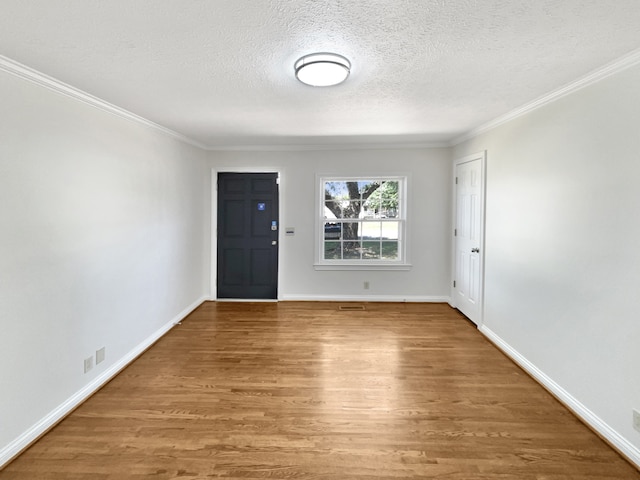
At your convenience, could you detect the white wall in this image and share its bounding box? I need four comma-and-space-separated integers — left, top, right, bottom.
208, 148, 452, 301
0, 68, 210, 463
453, 61, 640, 463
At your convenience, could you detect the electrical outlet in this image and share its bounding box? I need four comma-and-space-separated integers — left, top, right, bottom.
364, 281, 370, 290
84, 356, 94, 374
633, 409, 640, 433
96, 347, 105, 365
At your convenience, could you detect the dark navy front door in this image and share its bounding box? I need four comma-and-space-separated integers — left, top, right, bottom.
217, 173, 279, 299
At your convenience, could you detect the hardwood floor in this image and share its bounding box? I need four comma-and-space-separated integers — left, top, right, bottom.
2, 302, 638, 479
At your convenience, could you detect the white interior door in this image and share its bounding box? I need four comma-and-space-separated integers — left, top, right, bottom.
454, 154, 485, 325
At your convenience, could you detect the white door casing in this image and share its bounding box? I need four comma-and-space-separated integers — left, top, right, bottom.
453, 152, 486, 325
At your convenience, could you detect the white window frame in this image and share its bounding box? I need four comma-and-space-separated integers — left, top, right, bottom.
314, 175, 411, 271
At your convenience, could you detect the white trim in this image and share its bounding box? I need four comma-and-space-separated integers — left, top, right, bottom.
451, 151, 487, 326
210, 169, 218, 301
216, 298, 278, 303
206, 141, 451, 152
480, 325, 640, 470
0, 55, 207, 150
452, 47, 640, 145
316, 175, 409, 267
280, 294, 450, 303
313, 263, 412, 271
0, 295, 208, 469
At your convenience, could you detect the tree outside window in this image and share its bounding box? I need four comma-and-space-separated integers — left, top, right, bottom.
321, 177, 405, 263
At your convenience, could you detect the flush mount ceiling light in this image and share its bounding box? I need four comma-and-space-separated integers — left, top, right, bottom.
294, 53, 351, 87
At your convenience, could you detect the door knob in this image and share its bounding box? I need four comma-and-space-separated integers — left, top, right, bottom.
272, 240, 277, 246
471, 247, 480, 253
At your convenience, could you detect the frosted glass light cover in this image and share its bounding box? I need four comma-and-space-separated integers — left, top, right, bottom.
295, 53, 350, 87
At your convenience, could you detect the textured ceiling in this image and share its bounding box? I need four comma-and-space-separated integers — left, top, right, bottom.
2, 0, 640, 148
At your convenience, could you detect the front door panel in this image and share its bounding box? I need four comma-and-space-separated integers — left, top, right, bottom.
217, 173, 279, 299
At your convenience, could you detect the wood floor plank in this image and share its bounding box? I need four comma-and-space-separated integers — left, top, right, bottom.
1, 302, 638, 479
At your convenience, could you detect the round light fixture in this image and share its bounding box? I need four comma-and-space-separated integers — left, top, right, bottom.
294, 53, 351, 87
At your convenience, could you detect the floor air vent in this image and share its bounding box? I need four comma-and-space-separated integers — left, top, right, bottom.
339, 305, 366, 311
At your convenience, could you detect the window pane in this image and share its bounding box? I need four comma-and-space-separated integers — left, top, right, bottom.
343, 241, 361, 259
361, 241, 381, 259
381, 221, 399, 240
363, 182, 381, 214
324, 222, 342, 240
324, 241, 341, 259
324, 201, 343, 219
341, 200, 362, 219
324, 181, 349, 201
381, 241, 399, 260
383, 181, 400, 218
341, 222, 362, 240
361, 221, 382, 240
358, 180, 380, 195
364, 180, 400, 218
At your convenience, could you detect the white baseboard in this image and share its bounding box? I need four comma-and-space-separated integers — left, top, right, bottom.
0, 295, 208, 469
216, 298, 278, 302
279, 294, 450, 303
479, 325, 640, 469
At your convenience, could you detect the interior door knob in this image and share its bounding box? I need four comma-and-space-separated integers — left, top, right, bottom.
471, 247, 480, 253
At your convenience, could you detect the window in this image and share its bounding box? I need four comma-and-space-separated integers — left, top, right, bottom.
316, 176, 409, 269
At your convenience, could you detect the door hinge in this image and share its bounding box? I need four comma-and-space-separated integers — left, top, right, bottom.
453, 280, 456, 288
455, 177, 458, 184
454, 228, 457, 236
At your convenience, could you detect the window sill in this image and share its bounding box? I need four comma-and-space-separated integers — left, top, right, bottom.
314, 263, 412, 271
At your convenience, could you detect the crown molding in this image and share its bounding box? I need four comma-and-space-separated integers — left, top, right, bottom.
205, 141, 451, 152
452, 47, 640, 146
0, 55, 208, 150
